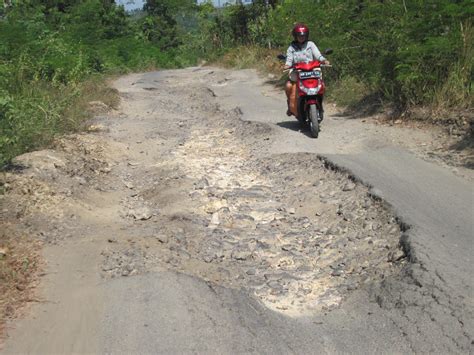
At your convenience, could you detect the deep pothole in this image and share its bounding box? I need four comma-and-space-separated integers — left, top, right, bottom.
100, 121, 407, 316
97, 78, 407, 315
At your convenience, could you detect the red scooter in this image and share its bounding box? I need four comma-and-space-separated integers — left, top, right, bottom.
278, 49, 332, 138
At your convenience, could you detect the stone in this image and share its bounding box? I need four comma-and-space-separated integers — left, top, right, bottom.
121, 264, 136, 277
287, 207, 296, 214
177, 249, 191, 259
343, 181, 356, 191
209, 212, 220, 226
203, 255, 216, 263
327, 225, 342, 236
281, 244, 294, 252
249, 210, 276, 224
247, 279, 266, 288
156, 235, 169, 244
346, 283, 358, 291
75, 176, 87, 185
363, 199, 372, 209
13, 150, 66, 171
204, 200, 228, 214
195, 178, 209, 190
344, 212, 358, 221
347, 232, 357, 242
124, 181, 135, 189
264, 273, 281, 281
232, 248, 252, 261
256, 240, 271, 250
388, 249, 405, 262
267, 281, 286, 295
246, 268, 257, 276
265, 272, 300, 281
128, 207, 153, 220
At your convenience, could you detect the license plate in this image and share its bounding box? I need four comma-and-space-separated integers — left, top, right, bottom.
299, 71, 321, 79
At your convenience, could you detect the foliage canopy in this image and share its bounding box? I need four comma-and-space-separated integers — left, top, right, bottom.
1, 0, 472, 168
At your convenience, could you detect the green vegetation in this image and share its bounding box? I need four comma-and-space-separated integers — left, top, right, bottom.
193, 1, 472, 111
1, 0, 472, 168
0, 0, 197, 168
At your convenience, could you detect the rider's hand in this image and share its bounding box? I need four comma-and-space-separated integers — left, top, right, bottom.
324, 60, 331, 66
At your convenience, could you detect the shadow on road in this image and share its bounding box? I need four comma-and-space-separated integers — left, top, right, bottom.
277, 120, 301, 132
276, 120, 314, 138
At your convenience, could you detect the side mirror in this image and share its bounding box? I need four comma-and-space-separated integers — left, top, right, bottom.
277, 54, 286, 61
323, 48, 334, 55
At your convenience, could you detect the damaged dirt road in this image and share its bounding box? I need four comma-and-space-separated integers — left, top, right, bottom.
1, 67, 473, 353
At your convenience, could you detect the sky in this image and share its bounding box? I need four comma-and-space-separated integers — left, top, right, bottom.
116, 0, 145, 11
197, 0, 249, 5
116, 0, 251, 11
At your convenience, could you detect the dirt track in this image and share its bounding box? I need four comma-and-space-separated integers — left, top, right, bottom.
1, 67, 472, 353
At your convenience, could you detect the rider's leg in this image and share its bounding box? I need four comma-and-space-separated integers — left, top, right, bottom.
285, 81, 293, 116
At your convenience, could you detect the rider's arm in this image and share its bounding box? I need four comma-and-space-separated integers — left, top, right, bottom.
284, 45, 294, 69
309, 42, 329, 64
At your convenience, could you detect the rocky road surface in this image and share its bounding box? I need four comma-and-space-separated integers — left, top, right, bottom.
1, 67, 473, 353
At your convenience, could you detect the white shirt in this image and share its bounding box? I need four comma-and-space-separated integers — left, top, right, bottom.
285, 41, 326, 67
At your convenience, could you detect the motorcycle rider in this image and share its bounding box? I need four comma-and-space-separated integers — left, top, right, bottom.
284, 24, 330, 119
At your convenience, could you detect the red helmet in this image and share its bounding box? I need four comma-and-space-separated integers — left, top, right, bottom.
292, 23, 309, 41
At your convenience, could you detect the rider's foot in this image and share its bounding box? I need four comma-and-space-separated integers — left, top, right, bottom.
286, 100, 292, 116
319, 110, 324, 122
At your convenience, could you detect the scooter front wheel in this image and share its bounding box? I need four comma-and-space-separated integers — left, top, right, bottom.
308, 104, 319, 138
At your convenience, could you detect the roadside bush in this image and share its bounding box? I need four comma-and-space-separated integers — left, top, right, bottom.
191, 0, 473, 114
0, 0, 201, 169
329, 76, 369, 108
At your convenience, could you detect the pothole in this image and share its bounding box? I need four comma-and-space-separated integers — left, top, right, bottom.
100, 110, 407, 316
88, 71, 409, 316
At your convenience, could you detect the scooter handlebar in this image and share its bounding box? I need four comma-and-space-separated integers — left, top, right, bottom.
282, 64, 332, 72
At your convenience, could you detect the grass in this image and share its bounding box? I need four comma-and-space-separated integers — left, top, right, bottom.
63, 76, 120, 128
0, 75, 120, 169
214, 46, 283, 75
328, 76, 370, 108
